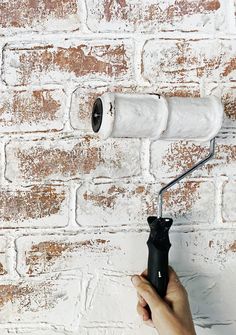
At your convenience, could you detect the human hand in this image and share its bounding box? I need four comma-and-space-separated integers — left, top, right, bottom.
131, 267, 196, 335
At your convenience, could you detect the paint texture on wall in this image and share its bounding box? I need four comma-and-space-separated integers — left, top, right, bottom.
0, 0, 235, 334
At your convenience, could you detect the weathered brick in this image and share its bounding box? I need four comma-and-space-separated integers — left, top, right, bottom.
76, 181, 215, 226
16, 234, 122, 276
0, 1, 235, 333
0, 185, 69, 228
81, 230, 235, 326
0, 89, 66, 133
3, 41, 133, 86
70, 86, 141, 132
5, 137, 141, 182
206, 85, 236, 127
0, 0, 80, 32
0, 142, 3, 181
70, 86, 128, 132
78, 327, 157, 335
0, 276, 81, 327
0, 236, 7, 276
222, 180, 236, 222
70, 84, 200, 132
16, 232, 155, 277
2, 330, 65, 335
150, 137, 236, 178
86, 0, 225, 33
79, 325, 236, 335
16, 229, 236, 273
15, 230, 236, 328
142, 39, 236, 83
156, 84, 201, 98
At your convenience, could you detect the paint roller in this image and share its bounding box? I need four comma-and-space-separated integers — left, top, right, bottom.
91, 93, 223, 298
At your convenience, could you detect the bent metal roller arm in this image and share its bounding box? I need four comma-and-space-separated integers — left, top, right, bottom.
148, 137, 215, 297
91, 93, 223, 298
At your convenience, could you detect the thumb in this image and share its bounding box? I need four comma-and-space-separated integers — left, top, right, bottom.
131, 275, 166, 312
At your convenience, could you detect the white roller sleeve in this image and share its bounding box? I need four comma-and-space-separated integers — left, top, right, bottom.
96, 93, 223, 141
162, 96, 224, 141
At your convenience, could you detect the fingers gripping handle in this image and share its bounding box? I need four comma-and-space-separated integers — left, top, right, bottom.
147, 241, 169, 298
147, 217, 173, 298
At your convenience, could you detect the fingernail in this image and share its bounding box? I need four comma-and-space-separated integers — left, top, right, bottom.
131, 275, 141, 287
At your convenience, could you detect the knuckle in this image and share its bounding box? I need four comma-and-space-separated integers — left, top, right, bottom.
140, 285, 153, 298
137, 281, 146, 291
139, 282, 151, 292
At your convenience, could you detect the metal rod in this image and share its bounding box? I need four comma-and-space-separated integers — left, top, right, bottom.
158, 138, 216, 218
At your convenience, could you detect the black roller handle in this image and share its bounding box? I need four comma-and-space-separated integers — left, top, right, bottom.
147, 216, 173, 298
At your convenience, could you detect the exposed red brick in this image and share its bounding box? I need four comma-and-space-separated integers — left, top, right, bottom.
0, 263, 7, 275
135, 186, 146, 194
0, 280, 69, 312
207, 239, 236, 254
163, 182, 201, 216
83, 185, 126, 209
223, 58, 236, 77
16, 143, 101, 179
217, 145, 236, 164
103, 0, 128, 22
100, 0, 220, 25
158, 85, 200, 98
161, 141, 236, 175
222, 88, 236, 120
0, 0, 78, 29
162, 141, 208, 171
78, 181, 213, 225
86, 0, 226, 37
143, 181, 203, 217
0, 89, 63, 132
25, 239, 113, 276
227, 241, 236, 252
147, 1, 220, 23
6, 137, 140, 182
206, 85, 236, 121
0, 278, 80, 325
0, 284, 34, 308
0, 186, 66, 223
142, 39, 236, 83
4, 42, 131, 85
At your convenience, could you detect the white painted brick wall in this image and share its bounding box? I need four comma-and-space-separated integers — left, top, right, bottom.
0, 275, 82, 327
0, 185, 70, 228
0, 89, 66, 133
0, 1, 235, 335
76, 180, 216, 226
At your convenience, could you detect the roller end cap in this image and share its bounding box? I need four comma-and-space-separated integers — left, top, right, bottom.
92, 98, 103, 133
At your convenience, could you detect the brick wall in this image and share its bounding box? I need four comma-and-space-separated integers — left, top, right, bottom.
0, 1, 235, 334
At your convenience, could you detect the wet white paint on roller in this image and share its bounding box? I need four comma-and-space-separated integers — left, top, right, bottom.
112, 94, 168, 139
97, 93, 223, 141
163, 96, 224, 141
98, 93, 168, 139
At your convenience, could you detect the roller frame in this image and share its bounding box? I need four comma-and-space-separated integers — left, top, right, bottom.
158, 138, 216, 218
